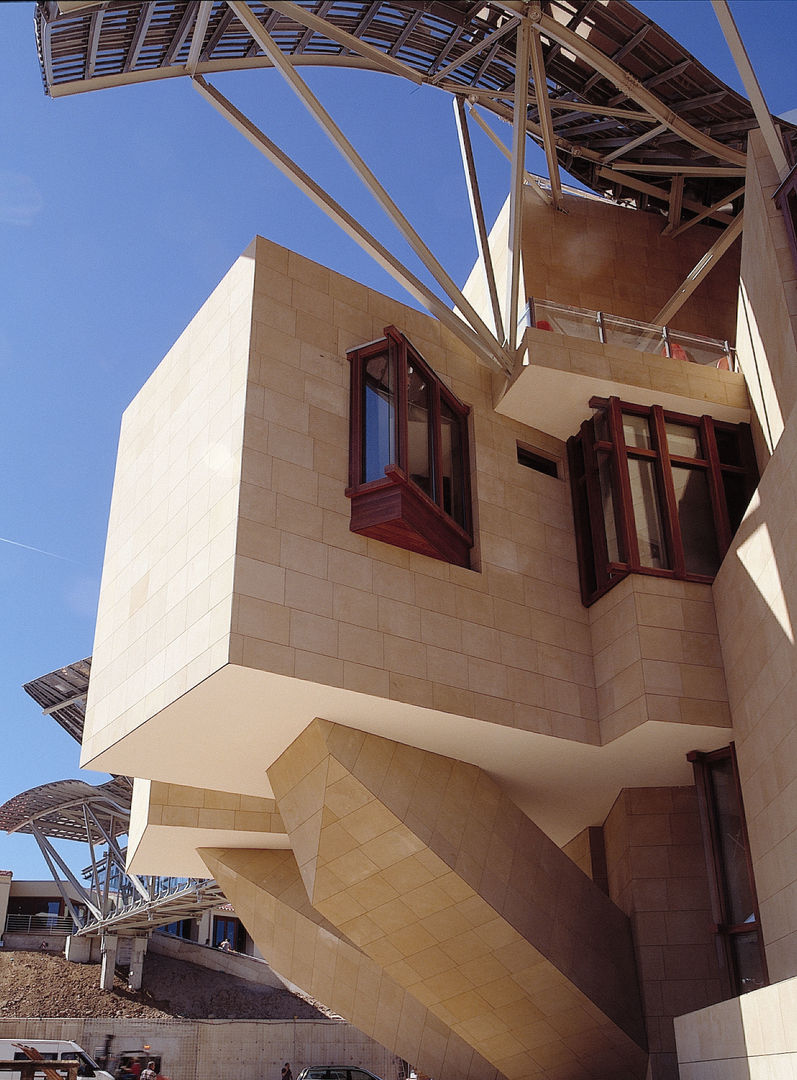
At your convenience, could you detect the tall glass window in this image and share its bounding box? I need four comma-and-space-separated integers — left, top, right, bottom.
690, 745, 768, 996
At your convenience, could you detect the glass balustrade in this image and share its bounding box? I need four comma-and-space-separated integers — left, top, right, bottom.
523, 298, 736, 370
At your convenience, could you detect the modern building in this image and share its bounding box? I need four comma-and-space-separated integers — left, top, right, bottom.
33, 3, 797, 1079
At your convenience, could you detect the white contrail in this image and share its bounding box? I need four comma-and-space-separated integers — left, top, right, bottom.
0, 536, 81, 564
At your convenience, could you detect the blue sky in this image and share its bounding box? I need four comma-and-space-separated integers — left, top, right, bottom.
1, 0, 796, 881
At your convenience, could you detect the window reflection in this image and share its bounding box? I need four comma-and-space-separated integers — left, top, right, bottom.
363, 350, 395, 483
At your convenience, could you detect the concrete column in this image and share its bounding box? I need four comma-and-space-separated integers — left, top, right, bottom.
128, 936, 148, 990
99, 934, 118, 990
65, 934, 92, 963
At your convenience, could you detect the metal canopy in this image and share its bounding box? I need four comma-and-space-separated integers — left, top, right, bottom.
35, 0, 794, 214
6, 658, 224, 939
0, 776, 132, 842
22, 657, 90, 745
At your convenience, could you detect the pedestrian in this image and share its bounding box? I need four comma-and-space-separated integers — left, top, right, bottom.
141, 1062, 157, 1080
281, 1063, 292, 1080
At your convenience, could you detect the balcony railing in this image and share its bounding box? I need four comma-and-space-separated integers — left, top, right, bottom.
4, 913, 76, 934
522, 298, 737, 371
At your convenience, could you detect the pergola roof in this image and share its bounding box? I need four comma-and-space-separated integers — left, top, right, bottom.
23, 657, 90, 745
0, 776, 132, 842
34, 1, 795, 217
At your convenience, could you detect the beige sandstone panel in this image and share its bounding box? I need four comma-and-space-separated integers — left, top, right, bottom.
603, 788, 725, 1080
736, 129, 797, 459
199, 846, 504, 1080
126, 778, 287, 876
713, 405, 797, 982
268, 720, 648, 1080
589, 576, 731, 745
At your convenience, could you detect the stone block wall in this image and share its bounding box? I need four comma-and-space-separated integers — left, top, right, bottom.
602, 787, 725, 1080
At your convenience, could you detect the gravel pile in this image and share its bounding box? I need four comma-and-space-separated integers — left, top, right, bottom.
0, 950, 326, 1020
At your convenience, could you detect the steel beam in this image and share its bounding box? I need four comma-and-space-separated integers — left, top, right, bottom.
666, 173, 685, 234
227, 2, 509, 365
602, 122, 667, 165
453, 96, 504, 342
669, 185, 745, 239
654, 211, 744, 325
193, 75, 511, 374
85, 805, 151, 903
598, 166, 734, 225
534, 10, 746, 167
528, 24, 562, 207
506, 16, 531, 349
467, 103, 552, 205
123, 2, 154, 73
711, 0, 789, 179
428, 16, 520, 85
31, 823, 102, 922
262, 0, 423, 84
185, 0, 212, 73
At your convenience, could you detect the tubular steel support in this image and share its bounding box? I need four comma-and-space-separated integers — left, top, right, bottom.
31, 823, 100, 922
193, 75, 512, 374
654, 211, 744, 325
84, 804, 151, 903
453, 95, 505, 343
506, 16, 531, 350
527, 24, 562, 208
227, 2, 509, 368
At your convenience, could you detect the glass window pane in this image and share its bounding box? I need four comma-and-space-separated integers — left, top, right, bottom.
363, 350, 396, 483
730, 931, 767, 994
407, 366, 432, 500
715, 427, 742, 466
709, 757, 756, 927
441, 399, 466, 528
672, 466, 720, 575
598, 453, 620, 563
723, 471, 752, 534
622, 413, 652, 449
627, 456, 668, 569
667, 422, 701, 459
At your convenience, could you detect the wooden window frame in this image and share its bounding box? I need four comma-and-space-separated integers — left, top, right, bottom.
689, 744, 769, 997
568, 396, 757, 605
346, 326, 473, 567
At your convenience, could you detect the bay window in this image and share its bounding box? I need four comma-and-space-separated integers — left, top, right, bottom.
568, 397, 757, 605
347, 327, 473, 567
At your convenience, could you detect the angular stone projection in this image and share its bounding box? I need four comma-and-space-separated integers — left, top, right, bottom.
267, 720, 648, 1080
199, 846, 504, 1080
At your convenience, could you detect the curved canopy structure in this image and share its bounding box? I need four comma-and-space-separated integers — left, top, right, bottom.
35, 0, 794, 214
0, 776, 132, 842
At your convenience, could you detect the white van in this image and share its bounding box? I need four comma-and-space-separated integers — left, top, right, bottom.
0, 1040, 114, 1080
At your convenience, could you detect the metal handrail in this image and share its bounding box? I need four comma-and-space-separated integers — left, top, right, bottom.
4, 913, 76, 934
522, 297, 737, 370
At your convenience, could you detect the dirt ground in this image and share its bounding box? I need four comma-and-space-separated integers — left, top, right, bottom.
0, 950, 327, 1020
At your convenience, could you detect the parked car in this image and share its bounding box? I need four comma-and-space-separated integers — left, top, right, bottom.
297, 1069, 383, 1080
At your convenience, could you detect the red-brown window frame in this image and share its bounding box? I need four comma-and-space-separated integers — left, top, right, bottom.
346, 326, 473, 567
689, 744, 769, 997
568, 396, 757, 605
